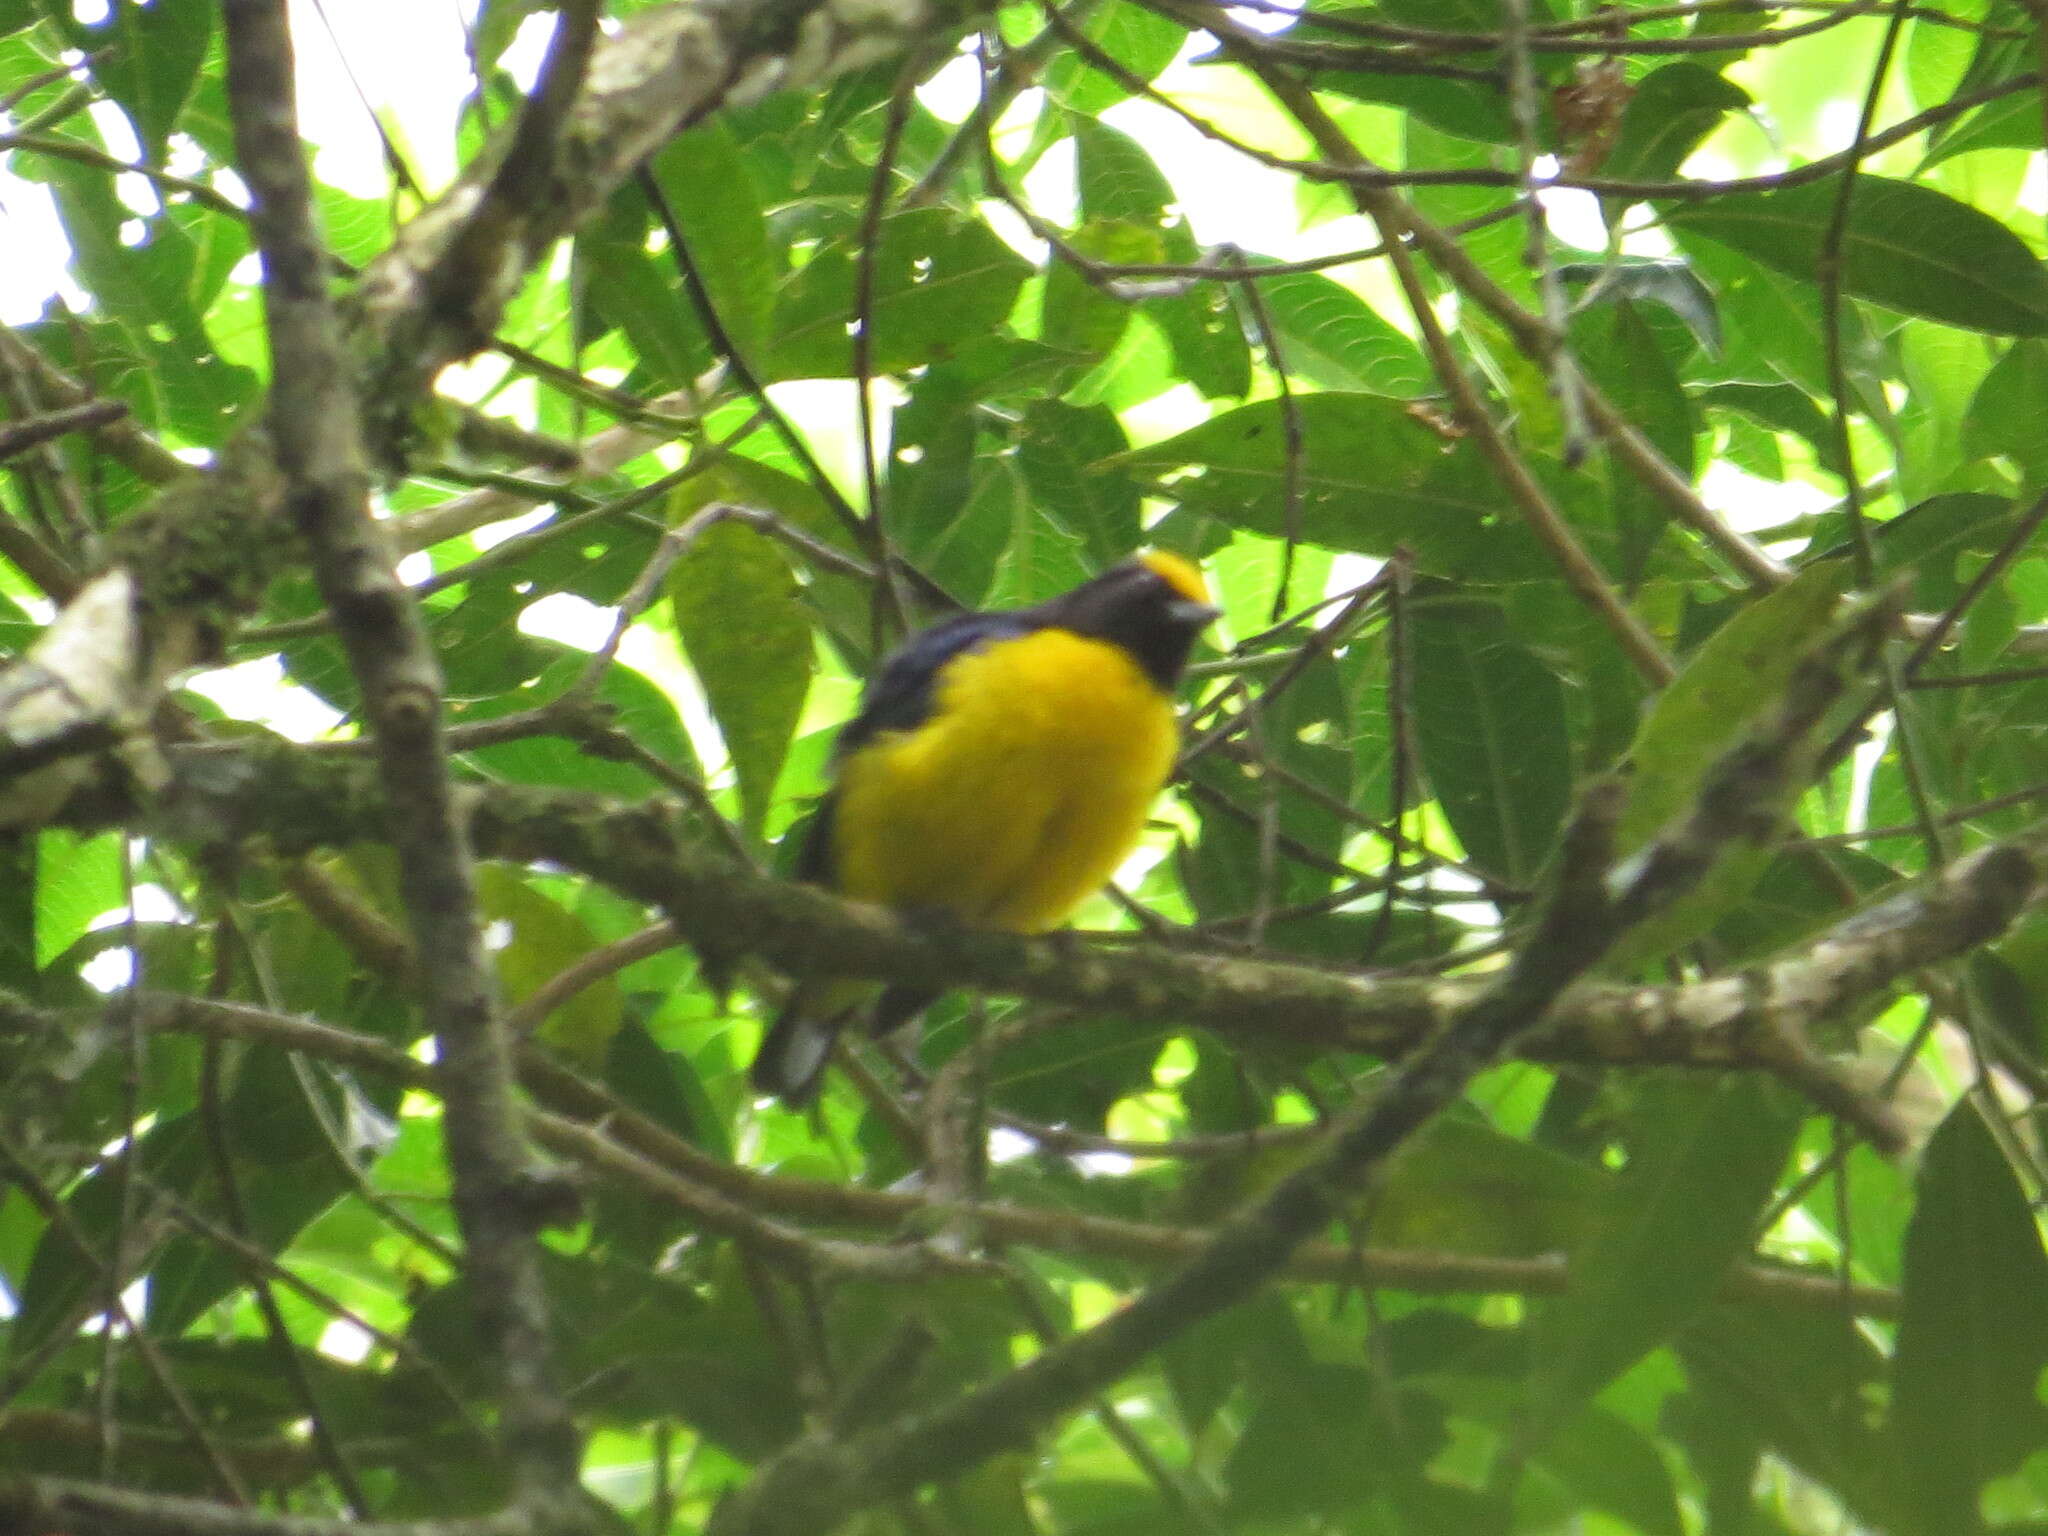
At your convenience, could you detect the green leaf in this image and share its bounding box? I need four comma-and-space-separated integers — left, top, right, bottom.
1075, 115, 1174, 223
1603, 63, 1751, 185
1533, 1406, 1685, 1536
1374, 1113, 1606, 1259
768, 208, 1031, 378
1015, 400, 1140, 571
21, 147, 258, 439
1709, 844, 1897, 962
1043, 1, 1185, 115
1606, 564, 1850, 965
1620, 566, 1849, 847
1572, 297, 1695, 579
473, 0, 548, 72
1966, 340, 2048, 480
1679, 1303, 1894, 1529
34, 828, 122, 971
1147, 285, 1251, 400
461, 650, 701, 799
1700, 381, 1842, 474
666, 515, 813, 835
476, 867, 624, 1067
1663, 176, 2048, 336
1892, 1099, 2048, 1536
1224, 1362, 1438, 1521
1321, 70, 1512, 145
935, 1456, 1038, 1536
1253, 268, 1429, 397
1039, 224, 1139, 363
1379, 0, 1553, 31
1114, 394, 1535, 576
1924, 81, 2040, 167
1162, 1295, 1304, 1438
888, 365, 1006, 603
646, 122, 776, 364
1410, 591, 1572, 886
928, 451, 1033, 608
576, 214, 708, 392
1525, 1076, 1801, 1437
13, 1116, 205, 1361
1561, 259, 1722, 355
87, 0, 213, 160
1063, 121, 1245, 394
606, 1019, 724, 1159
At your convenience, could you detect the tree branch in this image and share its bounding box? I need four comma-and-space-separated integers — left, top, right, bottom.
219, 0, 581, 1519
47, 731, 2026, 1118
21, 989, 1900, 1320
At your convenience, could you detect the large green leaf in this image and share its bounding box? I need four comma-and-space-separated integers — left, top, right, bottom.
1525, 1076, 1801, 1438
33, 828, 122, 971
1699, 381, 1843, 475
768, 208, 1032, 378
1068, 117, 1253, 399
1014, 400, 1140, 571
1664, 176, 2048, 336
1324, 69, 1512, 145
1252, 268, 1429, 397
19, 147, 258, 440
1042, 0, 1185, 115
1603, 63, 1752, 186
1679, 1303, 1894, 1531
577, 200, 710, 391
1966, 340, 2048, 481
667, 515, 812, 836
1373, 1113, 1606, 1259
1410, 592, 1572, 886
477, 867, 623, 1067
1924, 81, 2040, 167
85, 0, 212, 160
1607, 563, 1850, 966
12, 1116, 200, 1360
1075, 114, 1174, 222
1114, 393, 1538, 575
1892, 1099, 2048, 1536
1531, 1407, 1685, 1536
647, 121, 775, 363
1619, 565, 1849, 845
1572, 297, 1695, 580
1038, 221, 1139, 364
1223, 1361, 1444, 1522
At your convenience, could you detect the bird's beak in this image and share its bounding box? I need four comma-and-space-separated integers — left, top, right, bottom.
1170, 599, 1221, 628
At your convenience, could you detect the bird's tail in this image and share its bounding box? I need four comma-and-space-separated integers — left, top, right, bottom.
750, 982, 938, 1105
750, 981, 854, 1106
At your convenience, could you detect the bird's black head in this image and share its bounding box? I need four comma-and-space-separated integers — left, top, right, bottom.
1043, 552, 1218, 690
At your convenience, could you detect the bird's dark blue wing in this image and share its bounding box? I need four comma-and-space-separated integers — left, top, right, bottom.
792, 612, 1037, 890
832, 611, 1039, 758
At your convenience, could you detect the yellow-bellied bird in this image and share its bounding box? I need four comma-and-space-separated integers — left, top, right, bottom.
751, 552, 1218, 1104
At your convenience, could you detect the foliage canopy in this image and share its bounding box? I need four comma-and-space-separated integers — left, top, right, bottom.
2, 0, 2048, 1533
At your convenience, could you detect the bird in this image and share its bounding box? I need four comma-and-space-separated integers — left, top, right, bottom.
750, 551, 1219, 1105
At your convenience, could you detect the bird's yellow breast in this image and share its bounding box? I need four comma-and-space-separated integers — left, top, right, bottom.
830, 628, 1179, 933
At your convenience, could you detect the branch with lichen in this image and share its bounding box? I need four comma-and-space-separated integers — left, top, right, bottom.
221, 0, 586, 1524
31, 719, 2022, 1133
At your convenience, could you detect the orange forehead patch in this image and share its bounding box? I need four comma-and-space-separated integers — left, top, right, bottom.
1137, 550, 1210, 606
